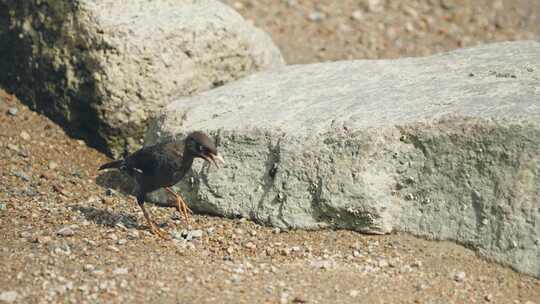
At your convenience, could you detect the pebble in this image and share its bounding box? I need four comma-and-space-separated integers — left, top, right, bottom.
0, 203, 6, 211
127, 230, 139, 239
7, 107, 18, 116
20, 131, 30, 141
188, 230, 203, 239
6, 144, 19, 152
107, 246, 120, 253
349, 290, 360, 298
19, 231, 32, 239
113, 267, 129, 275
310, 259, 335, 270
244, 242, 256, 250
57, 226, 75, 237
485, 294, 493, 302
0, 291, 18, 303
367, 0, 385, 13
48, 161, 58, 170
35, 235, 52, 244
117, 239, 127, 245
411, 260, 422, 268
308, 11, 325, 22
232, 1, 243, 10
83, 264, 95, 272
452, 271, 466, 282
13, 171, 30, 182
351, 10, 364, 21
173, 229, 203, 241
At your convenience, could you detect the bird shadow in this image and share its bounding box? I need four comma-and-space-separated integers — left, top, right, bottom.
70, 205, 140, 229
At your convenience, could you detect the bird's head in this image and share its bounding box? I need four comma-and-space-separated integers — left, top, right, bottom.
185, 131, 225, 167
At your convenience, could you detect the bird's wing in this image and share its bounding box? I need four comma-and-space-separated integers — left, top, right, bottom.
124, 144, 163, 176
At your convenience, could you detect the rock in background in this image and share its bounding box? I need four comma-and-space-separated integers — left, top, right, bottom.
146, 41, 540, 277
0, 0, 283, 157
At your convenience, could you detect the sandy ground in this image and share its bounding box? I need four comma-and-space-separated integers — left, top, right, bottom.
1, 0, 540, 303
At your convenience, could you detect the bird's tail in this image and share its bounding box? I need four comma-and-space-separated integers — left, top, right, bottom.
98, 159, 124, 171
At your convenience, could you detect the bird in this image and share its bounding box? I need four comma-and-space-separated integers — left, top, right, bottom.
98, 131, 224, 239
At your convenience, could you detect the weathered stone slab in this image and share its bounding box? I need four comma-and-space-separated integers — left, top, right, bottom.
147, 41, 540, 277
0, 0, 283, 156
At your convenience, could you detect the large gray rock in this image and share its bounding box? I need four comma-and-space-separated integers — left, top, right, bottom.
147, 41, 540, 277
0, 0, 283, 156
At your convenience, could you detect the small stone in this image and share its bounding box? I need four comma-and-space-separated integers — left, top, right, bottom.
20, 231, 32, 239
0, 291, 18, 303
13, 171, 30, 182
349, 290, 359, 298
57, 226, 75, 237
83, 264, 95, 272
0, 203, 6, 211
20, 131, 30, 141
351, 10, 363, 21
117, 239, 127, 245
308, 11, 325, 22
127, 230, 139, 239
6, 144, 19, 152
485, 294, 493, 302
113, 267, 129, 275
232, 1, 243, 9
107, 246, 120, 253
452, 271, 466, 282
187, 230, 203, 240
280, 248, 291, 256
107, 233, 118, 241
35, 235, 52, 244
367, 0, 384, 12
18, 149, 29, 158
411, 260, 422, 268
48, 161, 58, 170
7, 107, 18, 116
310, 259, 335, 269
378, 259, 389, 268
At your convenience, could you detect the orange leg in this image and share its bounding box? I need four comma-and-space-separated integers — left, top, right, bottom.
138, 201, 170, 239
165, 187, 193, 223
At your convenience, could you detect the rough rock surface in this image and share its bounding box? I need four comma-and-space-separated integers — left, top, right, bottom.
0, 0, 283, 156
147, 41, 540, 277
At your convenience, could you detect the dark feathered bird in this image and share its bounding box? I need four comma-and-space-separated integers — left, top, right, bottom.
98, 131, 224, 239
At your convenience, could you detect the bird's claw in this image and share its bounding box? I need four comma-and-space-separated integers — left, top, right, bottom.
149, 223, 171, 240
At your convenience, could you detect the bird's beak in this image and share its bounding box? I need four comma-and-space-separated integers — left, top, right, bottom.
202, 152, 225, 168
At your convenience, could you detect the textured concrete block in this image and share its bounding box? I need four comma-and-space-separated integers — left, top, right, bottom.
148, 41, 540, 277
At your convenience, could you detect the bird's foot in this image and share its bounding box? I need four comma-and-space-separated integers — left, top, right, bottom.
148, 222, 170, 240
180, 202, 193, 223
